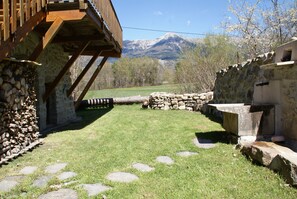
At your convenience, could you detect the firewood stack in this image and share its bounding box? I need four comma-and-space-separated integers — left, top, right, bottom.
0, 60, 39, 162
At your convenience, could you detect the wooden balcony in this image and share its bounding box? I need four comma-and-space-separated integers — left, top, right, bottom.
0, 0, 123, 61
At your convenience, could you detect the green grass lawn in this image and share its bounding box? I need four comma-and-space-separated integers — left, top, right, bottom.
84, 84, 179, 99
0, 105, 297, 198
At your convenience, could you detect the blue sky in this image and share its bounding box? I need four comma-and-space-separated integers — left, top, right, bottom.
112, 0, 231, 40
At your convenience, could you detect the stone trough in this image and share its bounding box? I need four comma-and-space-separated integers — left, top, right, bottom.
208, 103, 274, 143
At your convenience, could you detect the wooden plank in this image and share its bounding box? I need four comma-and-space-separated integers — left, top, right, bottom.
26, 0, 30, 21
43, 41, 90, 102
32, 0, 36, 16
11, 0, 17, 33
3, 0, 10, 41
0, 11, 46, 61
52, 34, 105, 43
29, 17, 64, 61
20, 0, 25, 27
67, 51, 101, 97
37, 0, 41, 12
46, 10, 86, 22
75, 57, 109, 109
42, 0, 46, 8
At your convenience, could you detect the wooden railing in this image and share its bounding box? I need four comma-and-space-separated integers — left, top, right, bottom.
0, 0, 46, 44
87, 0, 122, 48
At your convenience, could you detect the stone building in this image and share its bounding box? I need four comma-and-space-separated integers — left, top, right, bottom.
0, 0, 122, 163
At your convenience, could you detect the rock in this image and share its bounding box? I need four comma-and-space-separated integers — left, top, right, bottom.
45, 163, 68, 174
269, 154, 297, 186
82, 183, 112, 196
38, 189, 78, 199
57, 172, 77, 181
193, 138, 216, 149
106, 172, 139, 183
0, 180, 19, 192
156, 156, 174, 165
176, 151, 198, 157
33, 175, 53, 188
19, 166, 38, 175
132, 163, 155, 172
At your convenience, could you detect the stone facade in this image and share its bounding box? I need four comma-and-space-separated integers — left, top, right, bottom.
149, 92, 213, 112
11, 32, 76, 131
213, 52, 275, 103
213, 44, 297, 150
0, 60, 39, 161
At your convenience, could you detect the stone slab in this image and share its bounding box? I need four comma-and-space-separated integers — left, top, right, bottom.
193, 138, 216, 149
45, 163, 67, 174
82, 183, 112, 196
57, 172, 77, 181
176, 151, 198, 157
20, 166, 38, 175
106, 172, 139, 183
156, 156, 174, 165
38, 189, 78, 199
0, 180, 19, 192
33, 175, 53, 188
240, 141, 297, 186
132, 163, 155, 172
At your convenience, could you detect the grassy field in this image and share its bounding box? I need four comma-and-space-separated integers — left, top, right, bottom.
0, 105, 296, 198
84, 84, 179, 99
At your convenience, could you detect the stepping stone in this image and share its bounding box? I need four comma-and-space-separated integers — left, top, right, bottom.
45, 163, 67, 174
33, 175, 53, 188
106, 172, 139, 183
82, 183, 112, 197
132, 163, 155, 172
0, 180, 19, 192
193, 138, 216, 149
38, 188, 78, 199
156, 156, 174, 165
58, 172, 77, 181
176, 151, 198, 157
20, 166, 38, 175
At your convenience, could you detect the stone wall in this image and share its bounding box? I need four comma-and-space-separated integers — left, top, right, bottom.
12, 32, 77, 131
149, 92, 213, 111
0, 60, 39, 161
213, 52, 275, 103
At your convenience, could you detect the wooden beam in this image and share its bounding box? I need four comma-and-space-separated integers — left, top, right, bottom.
20, 0, 25, 27
3, 0, 10, 41
29, 17, 64, 61
67, 51, 101, 97
75, 57, 108, 109
0, 11, 46, 61
11, 0, 17, 33
43, 41, 90, 102
46, 10, 86, 22
52, 34, 105, 43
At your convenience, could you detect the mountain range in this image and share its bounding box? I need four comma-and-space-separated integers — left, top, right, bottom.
122, 33, 199, 61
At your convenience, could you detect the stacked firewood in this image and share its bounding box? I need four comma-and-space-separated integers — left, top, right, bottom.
0, 60, 39, 162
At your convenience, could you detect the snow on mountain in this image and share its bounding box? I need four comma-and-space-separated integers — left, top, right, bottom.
123, 33, 197, 61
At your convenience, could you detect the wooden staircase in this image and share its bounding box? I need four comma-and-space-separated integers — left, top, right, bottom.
0, 0, 46, 60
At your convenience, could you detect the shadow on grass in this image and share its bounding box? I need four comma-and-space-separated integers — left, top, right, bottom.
195, 131, 236, 145
40, 108, 112, 137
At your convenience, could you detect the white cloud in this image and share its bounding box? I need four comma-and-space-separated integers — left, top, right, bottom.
154, 11, 163, 16
186, 20, 191, 26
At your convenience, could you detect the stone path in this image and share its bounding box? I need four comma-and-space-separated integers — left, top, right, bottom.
156, 156, 174, 165
106, 172, 139, 183
193, 137, 217, 149
0, 136, 206, 197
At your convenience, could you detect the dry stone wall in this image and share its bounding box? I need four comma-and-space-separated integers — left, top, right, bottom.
0, 60, 39, 161
149, 92, 213, 112
213, 52, 275, 103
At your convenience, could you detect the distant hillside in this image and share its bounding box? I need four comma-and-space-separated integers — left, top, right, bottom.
122, 33, 199, 61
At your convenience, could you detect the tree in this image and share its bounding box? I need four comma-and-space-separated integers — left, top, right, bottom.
175, 35, 237, 93
224, 0, 297, 57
